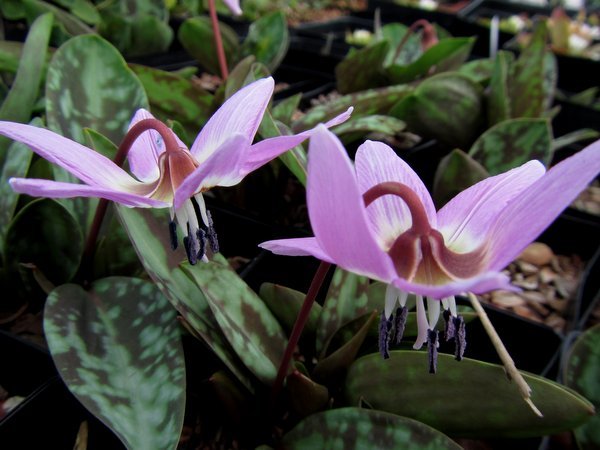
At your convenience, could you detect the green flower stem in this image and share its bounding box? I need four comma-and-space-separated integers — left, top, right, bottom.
271, 261, 332, 403
467, 292, 543, 417
81, 119, 179, 284
208, 0, 229, 80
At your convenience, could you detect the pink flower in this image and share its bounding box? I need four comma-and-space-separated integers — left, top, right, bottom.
0, 78, 351, 264
261, 126, 600, 366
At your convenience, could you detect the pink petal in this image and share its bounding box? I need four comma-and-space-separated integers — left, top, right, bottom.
437, 160, 546, 253
127, 109, 186, 183
259, 237, 334, 263
355, 140, 437, 248
9, 178, 167, 208
190, 78, 274, 164
242, 107, 353, 174
222, 0, 242, 15
0, 121, 144, 191
306, 126, 396, 282
488, 139, 600, 271
173, 134, 250, 210
391, 270, 516, 299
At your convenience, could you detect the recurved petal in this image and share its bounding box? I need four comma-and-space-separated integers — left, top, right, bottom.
488, 139, 600, 271
259, 237, 334, 263
391, 270, 515, 299
190, 77, 274, 164
173, 133, 250, 210
9, 178, 167, 208
127, 109, 186, 183
437, 160, 545, 253
307, 126, 396, 282
355, 140, 437, 248
222, 0, 242, 15
242, 107, 353, 175
0, 121, 144, 191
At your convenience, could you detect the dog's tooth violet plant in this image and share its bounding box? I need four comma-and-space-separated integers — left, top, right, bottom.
261, 126, 600, 411
0, 77, 351, 265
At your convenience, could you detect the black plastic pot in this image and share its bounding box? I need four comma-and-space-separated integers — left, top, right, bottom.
367, 0, 460, 30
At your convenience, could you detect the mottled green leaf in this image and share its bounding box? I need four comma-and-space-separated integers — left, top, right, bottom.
457, 58, 494, 84
487, 51, 514, 126
5, 199, 82, 289
469, 118, 552, 174
46, 34, 149, 144
282, 407, 462, 449
433, 149, 489, 208
178, 16, 240, 75
241, 11, 289, 72
564, 323, 600, 449
287, 370, 329, 417
0, 118, 42, 256
336, 40, 389, 94
23, 0, 94, 37
334, 115, 406, 143
129, 15, 174, 57
116, 206, 253, 390
380, 23, 422, 67
69, 0, 101, 25
0, 0, 25, 20
293, 85, 413, 133
386, 38, 475, 85
317, 268, 370, 357
181, 253, 287, 384
345, 351, 595, 438
509, 22, 555, 119
272, 93, 301, 125
130, 63, 213, 138
224, 55, 258, 100
0, 13, 52, 124
259, 283, 321, 335
391, 72, 483, 148
44, 277, 185, 450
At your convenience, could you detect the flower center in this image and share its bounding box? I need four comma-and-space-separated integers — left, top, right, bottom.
363, 182, 488, 284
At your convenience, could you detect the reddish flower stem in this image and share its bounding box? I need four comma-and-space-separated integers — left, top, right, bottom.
80, 119, 179, 284
208, 0, 229, 80
270, 261, 331, 403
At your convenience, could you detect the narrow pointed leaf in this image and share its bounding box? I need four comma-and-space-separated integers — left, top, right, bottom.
487, 51, 513, 126
259, 283, 321, 335
336, 40, 390, 94
282, 407, 462, 449
469, 118, 552, 174
345, 351, 595, 438
181, 254, 287, 384
44, 277, 185, 450
287, 370, 329, 417
551, 129, 599, 152
317, 268, 371, 357
272, 93, 302, 125
564, 323, 600, 450
240, 11, 289, 72
334, 115, 406, 143
457, 58, 494, 84
433, 149, 489, 208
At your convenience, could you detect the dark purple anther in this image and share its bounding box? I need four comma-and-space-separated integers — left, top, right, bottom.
394, 306, 408, 344
454, 316, 466, 361
169, 220, 178, 250
379, 312, 393, 359
206, 210, 219, 253
427, 329, 439, 374
443, 309, 455, 341
184, 223, 198, 265
197, 228, 207, 260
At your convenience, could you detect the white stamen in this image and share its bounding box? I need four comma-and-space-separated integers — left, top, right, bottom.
413, 295, 429, 350
184, 199, 200, 235
175, 205, 189, 236
427, 297, 441, 330
398, 290, 408, 307
447, 296, 458, 317
384, 284, 400, 319
194, 193, 210, 228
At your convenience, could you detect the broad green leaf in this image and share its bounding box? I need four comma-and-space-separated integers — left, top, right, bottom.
0, 13, 52, 123
317, 268, 370, 357
0, 118, 43, 256
130, 63, 213, 138
259, 283, 321, 335
116, 206, 253, 389
181, 253, 287, 384
129, 15, 174, 57
272, 93, 302, 125
336, 40, 389, 94
282, 407, 462, 449
334, 115, 406, 143
44, 277, 185, 450
287, 370, 329, 417
23, 0, 94, 37
83, 127, 118, 159
70, 0, 101, 25
487, 51, 514, 126
391, 72, 483, 148
469, 118, 552, 174
345, 351, 595, 438
294, 85, 413, 132
241, 11, 289, 72
564, 323, 600, 450
0, 0, 26, 20
224, 55, 258, 100
46, 34, 149, 144
432, 149, 489, 208
509, 22, 555, 119
457, 58, 494, 84
178, 16, 240, 75
0, 41, 23, 73
4, 199, 82, 289
380, 23, 422, 67
0, 13, 52, 166
386, 38, 475, 85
